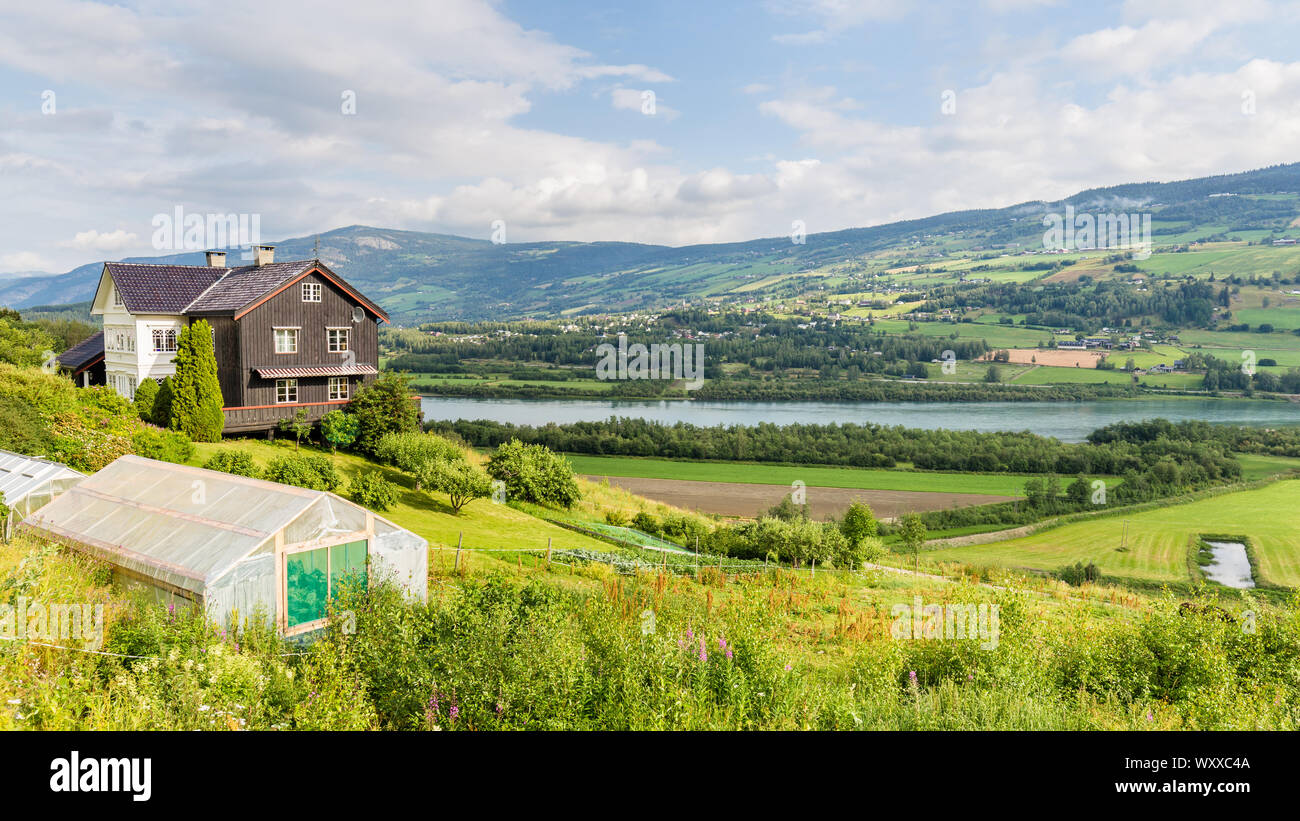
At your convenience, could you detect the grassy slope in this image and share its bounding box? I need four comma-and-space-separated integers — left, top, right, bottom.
188, 440, 617, 554
564, 453, 1031, 496
926, 480, 1300, 587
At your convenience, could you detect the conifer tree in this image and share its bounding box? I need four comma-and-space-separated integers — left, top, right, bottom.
170, 320, 225, 441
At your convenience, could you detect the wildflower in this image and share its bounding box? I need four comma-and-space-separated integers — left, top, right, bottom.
718, 637, 726, 650
908, 670, 917, 683
725, 648, 733, 661
1146, 711, 1153, 722
784, 663, 792, 672
449, 704, 459, 723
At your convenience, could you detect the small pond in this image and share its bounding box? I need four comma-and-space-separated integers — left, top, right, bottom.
1202, 541, 1255, 589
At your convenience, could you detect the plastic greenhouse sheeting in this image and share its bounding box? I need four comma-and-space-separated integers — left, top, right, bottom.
23, 455, 429, 624
0, 449, 85, 523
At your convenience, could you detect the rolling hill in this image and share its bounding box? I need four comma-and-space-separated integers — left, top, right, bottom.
9, 162, 1300, 324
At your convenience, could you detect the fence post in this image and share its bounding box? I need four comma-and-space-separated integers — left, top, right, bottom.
546, 537, 552, 567
454, 531, 463, 572
811, 558, 816, 578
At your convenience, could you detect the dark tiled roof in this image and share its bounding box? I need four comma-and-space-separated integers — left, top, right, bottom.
255, 364, 379, 379
185, 260, 317, 314
57, 331, 104, 371
104, 259, 388, 321
104, 263, 223, 314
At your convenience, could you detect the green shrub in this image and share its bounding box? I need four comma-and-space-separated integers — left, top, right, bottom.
320, 409, 360, 452
264, 454, 343, 492
131, 427, 196, 463
132, 378, 160, 421
348, 372, 420, 455
203, 448, 262, 478
349, 471, 398, 511
1060, 561, 1101, 586
486, 438, 580, 508
632, 511, 659, 534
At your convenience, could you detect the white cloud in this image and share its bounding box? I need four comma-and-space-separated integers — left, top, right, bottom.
766, 0, 909, 44
0, 251, 52, 272
62, 229, 139, 251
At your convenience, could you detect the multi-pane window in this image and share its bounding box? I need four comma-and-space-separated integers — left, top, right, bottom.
327, 327, 349, 352
112, 284, 123, 307
274, 328, 298, 354
328, 377, 349, 400
151, 329, 177, 352
106, 329, 135, 353
276, 379, 298, 403
302, 282, 322, 302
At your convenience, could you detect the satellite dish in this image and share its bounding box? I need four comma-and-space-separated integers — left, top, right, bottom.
352, 306, 365, 323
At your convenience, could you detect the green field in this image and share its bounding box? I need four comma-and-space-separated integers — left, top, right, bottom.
927, 480, 1300, 587
565, 454, 1033, 496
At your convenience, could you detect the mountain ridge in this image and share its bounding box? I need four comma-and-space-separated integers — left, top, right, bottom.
10, 162, 1300, 323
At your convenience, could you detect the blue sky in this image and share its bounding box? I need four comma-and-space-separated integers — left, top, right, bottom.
0, 0, 1297, 273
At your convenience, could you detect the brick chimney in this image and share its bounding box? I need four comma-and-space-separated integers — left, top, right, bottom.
253, 245, 275, 267
205, 250, 227, 268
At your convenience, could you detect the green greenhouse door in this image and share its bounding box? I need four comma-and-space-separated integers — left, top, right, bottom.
286, 540, 368, 629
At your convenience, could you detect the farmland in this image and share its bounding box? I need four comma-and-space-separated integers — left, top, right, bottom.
926, 480, 1300, 588
565, 453, 1034, 496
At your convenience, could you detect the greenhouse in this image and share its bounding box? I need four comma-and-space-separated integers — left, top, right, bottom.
22, 454, 427, 635
0, 449, 86, 540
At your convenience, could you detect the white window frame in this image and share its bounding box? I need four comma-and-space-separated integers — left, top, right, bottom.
111, 283, 123, 307
274, 327, 299, 354
151, 328, 177, 353
328, 376, 349, 400
276, 379, 298, 404
302, 282, 322, 302
327, 327, 350, 353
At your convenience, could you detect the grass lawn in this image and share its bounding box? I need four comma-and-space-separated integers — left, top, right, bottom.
1235, 453, 1300, 481
564, 453, 1032, 496
926, 480, 1300, 587
189, 440, 616, 554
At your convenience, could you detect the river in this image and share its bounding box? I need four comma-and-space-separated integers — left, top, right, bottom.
419, 396, 1300, 443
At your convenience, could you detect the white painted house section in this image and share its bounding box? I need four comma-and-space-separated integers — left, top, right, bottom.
90, 271, 186, 401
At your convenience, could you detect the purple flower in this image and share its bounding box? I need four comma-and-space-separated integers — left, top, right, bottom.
784, 663, 792, 672
725, 648, 733, 661
718, 638, 726, 650
908, 670, 917, 682
449, 704, 459, 723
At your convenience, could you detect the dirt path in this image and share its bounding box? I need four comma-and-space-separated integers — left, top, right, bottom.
584, 475, 1017, 520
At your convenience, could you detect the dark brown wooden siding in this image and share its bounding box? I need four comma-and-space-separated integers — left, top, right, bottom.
232, 271, 380, 411
202, 315, 242, 406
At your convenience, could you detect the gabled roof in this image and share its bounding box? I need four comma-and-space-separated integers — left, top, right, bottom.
184, 260, 318, 314
103, 263, 223, 314
57, 331, 105, 373
101, 258, 388, 322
